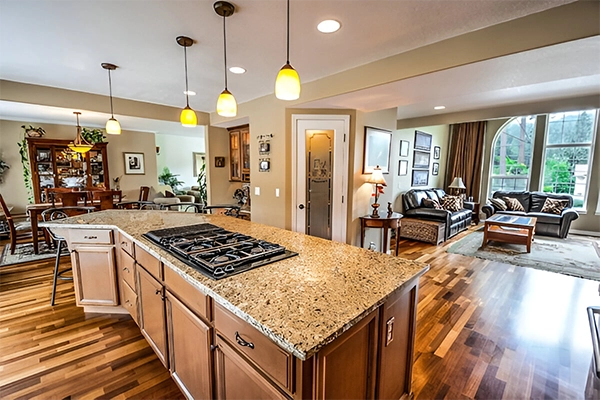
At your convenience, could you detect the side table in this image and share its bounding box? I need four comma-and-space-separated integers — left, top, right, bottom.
360, 212, 403, 256
464, 201, 480, 224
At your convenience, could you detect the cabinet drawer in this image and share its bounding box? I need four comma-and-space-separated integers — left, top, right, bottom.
214, 303, 292, 390
135, 244, 162, 281
121, 279, 138, 324
70, 229, 113, 245
164, 266, 211, 322
118, 232, 134, 257
119, 249, 136, 291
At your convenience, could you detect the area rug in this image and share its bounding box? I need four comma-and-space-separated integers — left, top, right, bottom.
0, 242, 68, 267
448, 231, 600, 281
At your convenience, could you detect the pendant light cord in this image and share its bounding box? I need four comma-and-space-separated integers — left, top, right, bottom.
223, 15, 228, 89
184, 45, 190, 107
107, 69, 115, 118
286, 0, 290, 63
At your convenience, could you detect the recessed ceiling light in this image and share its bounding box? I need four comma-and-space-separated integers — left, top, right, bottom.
434, 106, 446, 110
184, 90, 196, 96
317, 19, 341, 33
229, 66, 246, 74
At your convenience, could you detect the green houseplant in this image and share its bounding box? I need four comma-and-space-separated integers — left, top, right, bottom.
196, 162, 207, 205
21, 125, 46, 138
81, 128, 106, 144
158, 167, 185, 193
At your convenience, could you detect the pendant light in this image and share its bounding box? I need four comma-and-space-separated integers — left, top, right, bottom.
68, 112, 93, 154
177, 36, 198, 127
214, 1, 237, 117
101, 63, 121, 135
275, 0, 301, 100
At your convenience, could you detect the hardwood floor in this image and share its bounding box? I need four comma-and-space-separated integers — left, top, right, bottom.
0, 228, 597, 399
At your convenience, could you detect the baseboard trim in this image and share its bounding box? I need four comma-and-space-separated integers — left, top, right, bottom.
570, 229, 600, 237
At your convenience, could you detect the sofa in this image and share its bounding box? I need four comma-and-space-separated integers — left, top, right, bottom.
482, 190, 579, 238
402, 188, 473, 240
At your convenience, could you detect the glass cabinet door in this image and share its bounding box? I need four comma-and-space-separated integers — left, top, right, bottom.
35, 147, 54, 202
54, 147, 86, 189
87, 149, 106, 188
229, 131, 241, 181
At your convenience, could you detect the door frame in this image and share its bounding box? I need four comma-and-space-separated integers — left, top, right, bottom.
291, 114, 350, 243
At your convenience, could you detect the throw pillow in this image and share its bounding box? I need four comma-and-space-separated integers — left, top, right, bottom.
503, 197, 525, 212
165, 190, 176, 198
488, 197, 507, 211
422, 198, 443, 209
540, 198, 569, 215
441, 195, 463, 212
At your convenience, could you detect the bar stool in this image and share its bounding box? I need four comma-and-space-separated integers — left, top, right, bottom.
41, 206, 96, 306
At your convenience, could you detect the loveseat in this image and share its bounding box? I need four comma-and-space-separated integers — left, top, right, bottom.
402, 188, 473, 240
482, 190, 579, 238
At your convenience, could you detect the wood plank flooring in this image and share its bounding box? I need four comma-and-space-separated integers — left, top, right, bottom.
0, 227, 597, 399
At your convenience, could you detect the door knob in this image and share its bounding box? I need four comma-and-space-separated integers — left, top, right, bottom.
298, 204, 305, 210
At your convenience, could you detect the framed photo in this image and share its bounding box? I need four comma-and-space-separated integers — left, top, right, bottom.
259, 159, 270, 172
434, 146, 441, 160
192, 152, 205, 177
124, 152, 145, 175
215, 156, 225, 168
399, 140, 409, 157
363, 126, 392, 174
414, 130, 432, 151
398, 160, 408, 176
412, 150, 430, 169
259, 141, 270, 154
432, 162, 439, 176
412, 169, 429, 186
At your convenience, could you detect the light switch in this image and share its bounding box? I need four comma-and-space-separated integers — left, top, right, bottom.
254, 187, 260, 196
275, 188, 280, 197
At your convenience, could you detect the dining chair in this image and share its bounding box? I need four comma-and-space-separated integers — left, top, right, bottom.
160, 202, 204, 213
53, 191, 88, 207
139, 186, 150, 201
92, 190, 122, 210
45, 187, 76, 204
41, 206, 96, 306
116, 201, 158, 210
0, 193, 47, 254
202, 205, 242, 218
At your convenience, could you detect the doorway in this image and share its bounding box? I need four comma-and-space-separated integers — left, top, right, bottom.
292, 115, 350, 243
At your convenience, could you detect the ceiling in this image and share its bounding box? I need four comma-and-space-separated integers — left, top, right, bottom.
1, 0, 598, 133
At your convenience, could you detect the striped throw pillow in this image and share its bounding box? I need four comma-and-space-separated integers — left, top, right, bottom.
441, 195, 463, 212
488, 197, 507, 211
503, 197, 525, 212
540, 198, 569, 215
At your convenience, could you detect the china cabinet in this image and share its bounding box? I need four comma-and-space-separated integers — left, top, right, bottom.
228, 125, 250, 182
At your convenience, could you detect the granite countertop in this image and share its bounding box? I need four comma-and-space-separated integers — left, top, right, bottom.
42, 210, 428, 360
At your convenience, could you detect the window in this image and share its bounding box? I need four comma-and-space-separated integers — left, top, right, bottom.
489, 116, 536, 196
542, 110, 597, 209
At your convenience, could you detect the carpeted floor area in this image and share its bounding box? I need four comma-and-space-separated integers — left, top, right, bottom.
448, 230, 600, 281
0, 242, 68, 266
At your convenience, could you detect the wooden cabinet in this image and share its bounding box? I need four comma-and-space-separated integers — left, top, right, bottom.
118, 249, 138, 324
137, 266, 169, 368
26, 138, 110, 203
229, 125, 250, 182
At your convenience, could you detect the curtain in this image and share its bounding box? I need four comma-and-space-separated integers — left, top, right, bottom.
446, 121, 486, 201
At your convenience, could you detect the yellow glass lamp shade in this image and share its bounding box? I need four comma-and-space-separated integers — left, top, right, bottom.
217, 89, 237, 117
105, 117, 121, 135
68, 143, 93, 154
275, 63, 301, 100
180, 106, 198, 127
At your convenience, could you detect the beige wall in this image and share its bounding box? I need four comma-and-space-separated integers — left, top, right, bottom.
0, 119, 158, 212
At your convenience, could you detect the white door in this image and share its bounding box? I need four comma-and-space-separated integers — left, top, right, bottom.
292, 115, 349, 243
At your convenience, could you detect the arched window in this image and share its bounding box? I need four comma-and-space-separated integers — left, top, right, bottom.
488, 116, 536, 196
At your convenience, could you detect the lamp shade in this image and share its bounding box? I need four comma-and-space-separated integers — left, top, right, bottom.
449, 177, 466, 189
105, 117, 121, 135
275, 63, 301, 100
217, 89, 237, 117
68, 143, 93, 154
180, 106, 198, 127
367, 165, 387, 186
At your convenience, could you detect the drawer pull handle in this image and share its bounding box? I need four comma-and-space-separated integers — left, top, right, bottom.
84, 236, 98, 240
235, 331, 254, 349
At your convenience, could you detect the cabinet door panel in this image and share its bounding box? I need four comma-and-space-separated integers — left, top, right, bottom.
166, 291, 212, 400
71, 245, 118, 306
138, 266, 168, 367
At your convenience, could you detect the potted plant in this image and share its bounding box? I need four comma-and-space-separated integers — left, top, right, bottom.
158, 167, 185, 193
81, 128, 106, 144
21, 125, 46, 138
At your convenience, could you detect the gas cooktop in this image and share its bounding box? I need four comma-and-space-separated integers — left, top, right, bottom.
143, 223, 297, 280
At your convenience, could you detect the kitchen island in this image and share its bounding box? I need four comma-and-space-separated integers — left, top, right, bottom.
43, 210, 428, 400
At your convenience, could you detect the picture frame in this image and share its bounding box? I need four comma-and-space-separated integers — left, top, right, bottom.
192, 152, 205, 177
398, 160, 408, 176
124, 152, 145, 175
215, 156, 225, 168
412, 169, 429, 186
414, 130, 432, 151
432, 162, 439, 176
363, 126, 392, 174
433, 146, 441, 160
259, 159, 270, 172
412, 150, 430, 169
399, 140, 409, 157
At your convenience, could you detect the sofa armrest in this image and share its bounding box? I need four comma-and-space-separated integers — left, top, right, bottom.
558, 208, 579, 238
482, 204, 495, 218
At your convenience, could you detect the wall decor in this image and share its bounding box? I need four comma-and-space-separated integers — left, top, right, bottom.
412, 169, 429, 186
124, 152, 145, 175
259, 158, 270, 172
412, 150, 430, 169
398, 160, 408, 176
414, 130, 432, 151
215, 156, 225, 168
399, 140, 409, 157
363, 126, 392, 174
432, 162, 439, 176
192, 152, 205, 177
434, 146, 441, 160
259, 140, 271, 154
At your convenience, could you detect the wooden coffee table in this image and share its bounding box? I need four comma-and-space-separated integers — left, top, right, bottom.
482, 214, 537, 253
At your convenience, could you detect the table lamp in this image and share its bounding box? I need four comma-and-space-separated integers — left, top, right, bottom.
367, 165, 387, 217
449, 177, 466, 197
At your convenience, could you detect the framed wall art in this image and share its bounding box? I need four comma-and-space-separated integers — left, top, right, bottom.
432, 162, 439, 176
398, 160, 408, 176
363, 126, 392, 174
412, 150, 430, 169
215, 156, 225, 168
434, 146, 441, 160
124, 152, 145, 175
399, 140, 409, 157
414, 130, 432, 151
412, 169, 429, 186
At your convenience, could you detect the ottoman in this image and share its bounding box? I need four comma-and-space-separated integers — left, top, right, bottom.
400, 218, 445, 245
